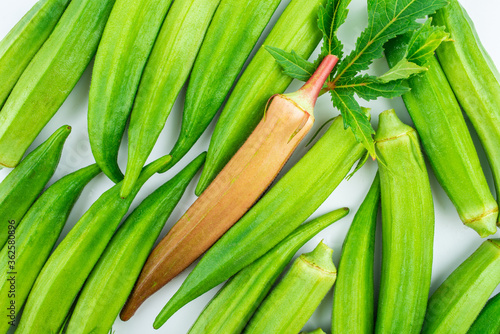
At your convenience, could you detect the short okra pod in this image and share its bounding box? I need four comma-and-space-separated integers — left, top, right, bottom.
0, 0, 116, 168
375, 110, 435, 334
196, 0, 326, 195
67, 154, 205, 333
467, 292, 500, 334
88, 0, 174, 182
301, 330, 326, 334
0, 0, 71, 108
244, 242, 337, 334
0, 164, 100, 333
188, 208, 349, 334
332, 174, 380, 334
164, 0, 282, 171
153, 114, 366, 328
433, 0, 500, 227
0, 125, 70, 248
121, 0, 222, 198
122, 55, 338, 319
422, 239, 500, 334
385, 33, 498, 237
16, 155, 171, 334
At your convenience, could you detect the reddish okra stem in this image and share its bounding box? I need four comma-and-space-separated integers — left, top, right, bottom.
120, 55, 339, 320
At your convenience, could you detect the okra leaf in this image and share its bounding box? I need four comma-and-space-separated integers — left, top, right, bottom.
406, 19, 450, 66
317, 0, 351, 60
265, 46, 316, 82
377, 59, 427, 83
330, 89, 376, 157
332, 0, 448, 83
336, 75, 410, 101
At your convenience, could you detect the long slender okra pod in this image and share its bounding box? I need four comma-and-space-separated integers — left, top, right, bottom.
195, 0, 325, 195
422, 239, 500, 334
88, 0, 174, 182
0, 125, 70, 248
0, 0, 116, 168
433, 0, 500, 227
187, 208, 349, 334
153, 115, 366, 328
375, 110, 434, 334
385, 34, 498, 237
0, 0, 71, 108
122, 55, 338, 319
163, 0, 282, 171
16, 155, 171, 334
467, 292, 500, 334
332, 174, 380, 334
121, 0, 222, 198
67, 154, 205, 333
244, 242, 337, 334
0, 164, 100, 333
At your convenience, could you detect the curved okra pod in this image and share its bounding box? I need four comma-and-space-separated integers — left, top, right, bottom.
467, 292, 500, 334
0, 164, 100, 333
187, 208, 349, 334
385, 35, 498, 237
0, 125, 70, 248
244, 242, 337, 334
195, 0, 326, 195
422, 239, 500, 334
88, 0, 174, 182
153, 115, 366, 328
375, 110, 435, 334
164, 0, 282, 171
16, 155, 171, 334
332, 174, 380, 334
0, 0, 71, 108
433, 0, 500, 227
0, 0, 115, 168
66, 154, 205, 333
121, 0, 221, 198
122, 55, 338, 319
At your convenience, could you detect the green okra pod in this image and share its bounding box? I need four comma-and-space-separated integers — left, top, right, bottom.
244, 242, 337, 334
66, 153, 205, 334
0, 164, 100, 333
0, 0, 71, 108
121, 0, 222, 198
195, 0, 325, 195
164, 0, 282, 172
375, 110, 435, 334
467, 292, 500, 334
422, 239, 500, 334
88, 0, 174, 182
188, 208, 349, 334
0, 125, 70, 248
0, 0, 115, 168
332, 173, 380, 334
16, 155, 171, 333
154, 115, 366, 328
433, 0, 500, 227
301, 330, 326, 334
385, 33, 498, 237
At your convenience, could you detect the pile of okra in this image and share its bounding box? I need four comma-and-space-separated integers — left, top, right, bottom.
0, 0, 499, 333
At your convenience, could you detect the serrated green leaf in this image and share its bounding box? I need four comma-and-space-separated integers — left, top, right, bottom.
335, 75, 410, 101
317, 0, 351, 60
265, 46, 316, 82
333, 0, 448, 82
347, 149, 370, 180
377, 59, 427, 83
330, 89, 375, 157
406, 18, 450, 66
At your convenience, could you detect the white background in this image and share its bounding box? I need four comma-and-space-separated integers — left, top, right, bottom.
1, 0, 500, 333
